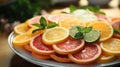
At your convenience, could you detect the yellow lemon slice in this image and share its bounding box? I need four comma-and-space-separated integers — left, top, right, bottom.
86, 21, 113, 41
14, 23, 29, 35
12, 33, 32, 47
100, 38, 120, 55
42, 27, 69, 45
58, 17, 85, 29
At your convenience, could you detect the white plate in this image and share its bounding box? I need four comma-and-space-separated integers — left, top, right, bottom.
8, 32, 120, 67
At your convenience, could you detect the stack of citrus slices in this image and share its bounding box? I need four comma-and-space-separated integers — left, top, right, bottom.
12, 7, 120, 65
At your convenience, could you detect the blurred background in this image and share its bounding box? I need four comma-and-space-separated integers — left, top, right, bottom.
0, 0, 120, 67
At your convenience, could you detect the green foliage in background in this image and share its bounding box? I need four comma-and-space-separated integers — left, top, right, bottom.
0, 0, 51, 23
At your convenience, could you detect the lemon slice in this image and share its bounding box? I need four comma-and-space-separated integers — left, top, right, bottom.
42, 27, 69, 45
12, 33, 32, 47
14, 23, 29, 35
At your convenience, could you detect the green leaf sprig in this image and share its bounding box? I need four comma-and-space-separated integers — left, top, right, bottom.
113, 25, 120, 34
32, 16, 58, 33
70, 26, 92, 39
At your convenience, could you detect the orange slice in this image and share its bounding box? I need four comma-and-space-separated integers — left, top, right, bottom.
58, 17, 85, 29
97, 51, 115, 63
12, 33, 32, 47
100, 38, 120, 55
86, 20, 113, 41
14, 23, 29, 35
30, 34, 54, 55
53, 38, 85, 55
69, 43, 101, 64
50, 53, 71, 63
42, 27, 69, 45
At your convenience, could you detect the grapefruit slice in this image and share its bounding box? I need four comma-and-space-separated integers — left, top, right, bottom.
69, 43, 101, 64
32, 52, 51, 60
50, 53, 71, 63
48, 14, 73, 23
30, 34, 54, 55
53, 37, 85, 55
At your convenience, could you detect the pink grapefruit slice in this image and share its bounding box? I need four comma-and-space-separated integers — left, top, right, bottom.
69, 43, 101, 64
53, 37, 85, 55
30, 34, 54, 55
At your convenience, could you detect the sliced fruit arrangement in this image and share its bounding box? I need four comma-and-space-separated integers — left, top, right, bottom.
12, 5, 120, 65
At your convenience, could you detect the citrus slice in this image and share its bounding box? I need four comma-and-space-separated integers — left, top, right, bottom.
12, 33, 32, 47
100, 38, 120, 55
72, 9, 98, 22
95, 14, 111, 22
97, 52, 115, 63
48, 14, 73, 23
32, 52, 51, 60
50, 53, 71, 62
24, 44, 33, 52
53, 38, 84, 55
58, 17, 85, 29
14, 23, 29, 35
84, 30, 100, 43
69, 43, 101, 64
42, 27, 69, 45
87, 21, 113, 41
30, 34, 54, 55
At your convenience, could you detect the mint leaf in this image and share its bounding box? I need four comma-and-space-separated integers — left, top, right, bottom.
32, 23, 40, 27
47, 22, 58, 29
40, 17, 47, 27
74, 32, 84, 39
70, 5, 77, 13
76, 26, 83, 32
83, 27, 92, 33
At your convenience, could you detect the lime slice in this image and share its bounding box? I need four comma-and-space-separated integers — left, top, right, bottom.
69, 26, 79, 39
84, 30, 100, 43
